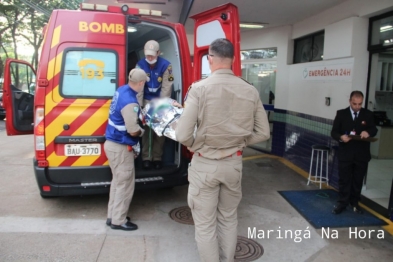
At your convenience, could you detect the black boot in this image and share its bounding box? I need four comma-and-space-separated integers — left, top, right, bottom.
143, 160, 151, 170
153, 161, 162, 170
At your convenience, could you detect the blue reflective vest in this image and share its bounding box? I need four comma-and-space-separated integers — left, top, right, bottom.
105, 85, 139, 146
137, 57, 170, 100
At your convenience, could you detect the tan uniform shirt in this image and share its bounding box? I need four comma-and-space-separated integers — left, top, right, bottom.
160, 67, 173, 98
176, 69, 270, 159
121, 103, 144, 137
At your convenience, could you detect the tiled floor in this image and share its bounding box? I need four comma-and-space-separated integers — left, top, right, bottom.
362, 159, 393, 208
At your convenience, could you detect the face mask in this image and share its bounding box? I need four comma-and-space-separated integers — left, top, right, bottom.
145, 58, 157, 64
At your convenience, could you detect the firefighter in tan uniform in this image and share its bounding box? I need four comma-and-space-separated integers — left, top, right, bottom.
176, 38, 270, 262
105, 69, 148, 231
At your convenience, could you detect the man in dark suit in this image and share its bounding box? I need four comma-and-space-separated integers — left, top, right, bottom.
331, 91, 378, 214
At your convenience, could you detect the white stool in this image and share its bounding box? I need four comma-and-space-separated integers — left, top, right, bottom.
307, 145, 330, 189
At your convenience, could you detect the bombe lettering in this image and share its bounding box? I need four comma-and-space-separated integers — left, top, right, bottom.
79, 21, 124, 34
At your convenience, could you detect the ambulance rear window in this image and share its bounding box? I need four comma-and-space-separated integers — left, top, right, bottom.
61, 49, 117, 98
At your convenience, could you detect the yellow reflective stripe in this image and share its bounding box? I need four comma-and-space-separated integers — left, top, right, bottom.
47, 52, 63, 81
70, 158, 110, 167
72, 101, 110, 136
71, 99, 98, 104
51, 25, 61, 48
51, 85, 64, 104
47, 152, 67, 167
45, 86, 63, 116
42, 20, 48, 46
69, 103, 109, 166
45, 100, 95, 146
71, 155, 100, 167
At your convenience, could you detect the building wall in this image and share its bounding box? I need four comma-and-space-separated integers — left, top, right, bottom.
292, 0, 393, 39
240, 0, 393, 188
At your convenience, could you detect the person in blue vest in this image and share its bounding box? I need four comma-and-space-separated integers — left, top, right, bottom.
104, 68, 149, 231
136, 40, 174, 170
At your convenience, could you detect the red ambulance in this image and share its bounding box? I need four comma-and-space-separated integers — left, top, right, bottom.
2, 3, 241, 197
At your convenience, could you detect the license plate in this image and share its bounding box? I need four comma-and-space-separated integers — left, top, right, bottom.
65, 144, 101, 156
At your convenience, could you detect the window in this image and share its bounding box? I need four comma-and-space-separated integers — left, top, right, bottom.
201, 54, 211, 79
241, 48, 276, 152
200, 48, 278, 79
241, 62, 276, 105
370, 12, 393, 47
61, 49, 117, 98
294, 31, 324, 64
241, 48, 277, 60
10, 62, 36, 95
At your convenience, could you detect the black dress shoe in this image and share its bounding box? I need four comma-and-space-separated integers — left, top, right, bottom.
351, 205, 364, 214
111, 221, 138, 231
106, 216, 130, 226
143, 160, 151, 170
332, 205, 346, 214
153, 161, 162, 170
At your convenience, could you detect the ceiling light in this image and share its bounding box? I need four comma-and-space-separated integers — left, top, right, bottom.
380, 25, 392, 30
380, 25, 393, 32
240, 23, 265, 29
128, 27, 137, 32
383, 39, 393, 46
258, 73, 269, 77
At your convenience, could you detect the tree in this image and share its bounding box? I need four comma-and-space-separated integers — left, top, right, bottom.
16, 5, 47, 68
0, 3, 21, 78
0, 0, 81, 76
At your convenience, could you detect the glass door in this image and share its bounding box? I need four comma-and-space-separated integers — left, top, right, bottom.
363, 51, 393, 211
241, 58, 276, 152
363, 11, 393, 216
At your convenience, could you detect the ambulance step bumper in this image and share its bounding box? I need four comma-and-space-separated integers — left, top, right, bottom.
80, 176, 164, 187
81, 181, 111, 187
33, 158, 189, 197
136, 176, 164, 183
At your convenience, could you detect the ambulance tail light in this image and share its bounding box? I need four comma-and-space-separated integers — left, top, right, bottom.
42, 185, 51, 192
34, 107, 47, 167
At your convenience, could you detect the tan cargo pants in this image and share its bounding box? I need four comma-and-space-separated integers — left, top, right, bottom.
188, 153, 243, 262
104, 140, 135, 225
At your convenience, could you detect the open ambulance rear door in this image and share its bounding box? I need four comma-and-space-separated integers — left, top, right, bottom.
2, 58, 36, 135
191, 3, 241, 81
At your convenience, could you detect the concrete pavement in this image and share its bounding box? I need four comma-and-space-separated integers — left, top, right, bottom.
0, 119, 5, 132
0, 125, 392, 261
